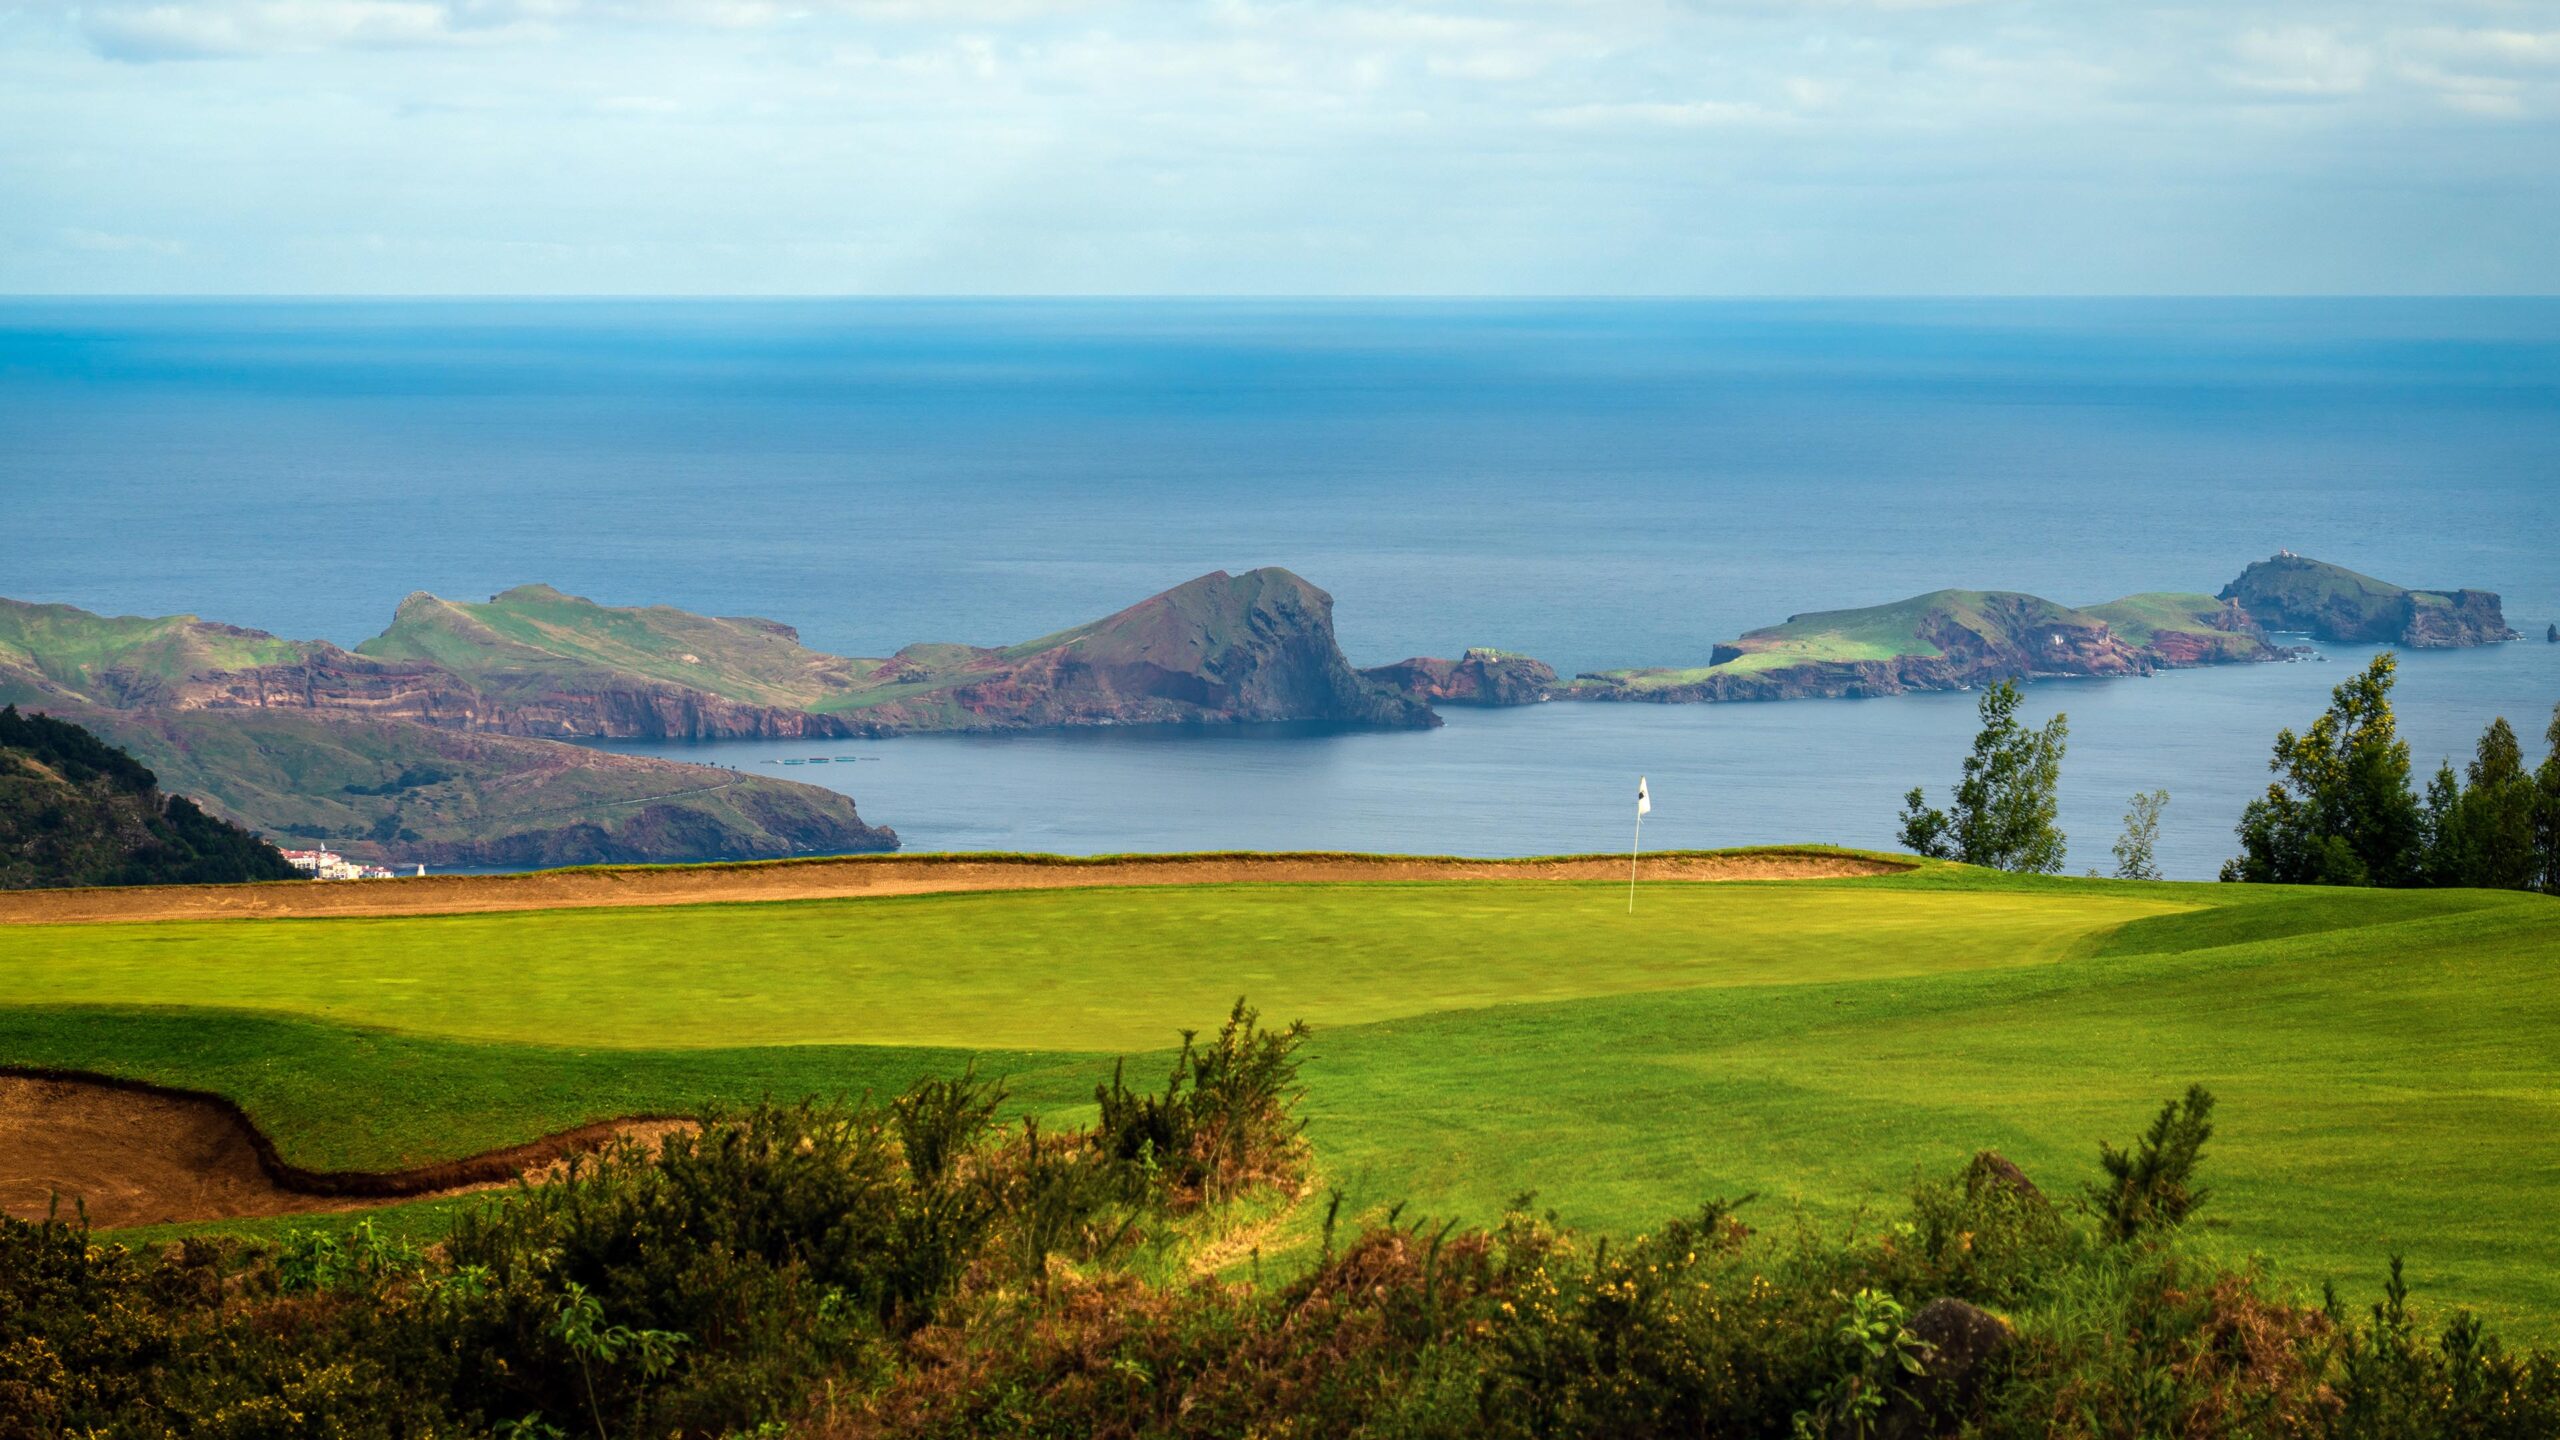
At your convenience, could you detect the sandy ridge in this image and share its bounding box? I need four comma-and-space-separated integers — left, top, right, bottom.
0, 848, 1908, 926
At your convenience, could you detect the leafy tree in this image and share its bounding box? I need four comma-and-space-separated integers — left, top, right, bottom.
1897, 679, 2069, 874
2111, 789, 2168, 881
2223, 654, 2424, 886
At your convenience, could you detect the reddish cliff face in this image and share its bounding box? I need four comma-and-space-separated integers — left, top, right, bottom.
1360, 650, 1559, 707
1918, 596, 2148, 679
154, 649, 870, 741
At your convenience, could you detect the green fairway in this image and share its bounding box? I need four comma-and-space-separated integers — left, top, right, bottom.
0, 878, 2184, 1050
3, 862, 2555, 1331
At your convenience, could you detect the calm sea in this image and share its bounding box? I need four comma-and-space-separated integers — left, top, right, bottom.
5, 299, 2556, 877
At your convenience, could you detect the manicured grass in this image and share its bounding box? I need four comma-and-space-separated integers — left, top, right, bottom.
0, 878, 2185, 1050
3, 867, 2554, 1332
1298, 886, 2560, 1332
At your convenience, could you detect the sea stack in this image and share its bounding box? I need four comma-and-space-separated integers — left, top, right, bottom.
2548, 623, 2557, 644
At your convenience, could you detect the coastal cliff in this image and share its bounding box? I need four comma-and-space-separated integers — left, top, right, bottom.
2218, 555, 2517, 648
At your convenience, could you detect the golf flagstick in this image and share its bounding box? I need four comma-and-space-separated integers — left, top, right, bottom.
1629, 776, 1650, 913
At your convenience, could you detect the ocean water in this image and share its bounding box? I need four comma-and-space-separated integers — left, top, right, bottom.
5, 298, 2557, 877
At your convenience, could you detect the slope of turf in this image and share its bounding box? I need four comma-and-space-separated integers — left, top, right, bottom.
1298, 886, 2560, 1331
2, 866, 2553, 1330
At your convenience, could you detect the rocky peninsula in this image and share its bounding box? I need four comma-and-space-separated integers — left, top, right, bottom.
0, 568, 1418, 864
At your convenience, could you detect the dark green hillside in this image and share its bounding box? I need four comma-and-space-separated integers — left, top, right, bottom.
0, 706, 297, 889
62, 705, 897, 869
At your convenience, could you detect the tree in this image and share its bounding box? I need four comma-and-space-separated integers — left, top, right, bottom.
2536, 703, 2560, 897
2459, 718, 2538, 890
2223, 654, 2423, 886
2419, 760, 2466, 886
2111, 790, 2169, 881
1897, 679, 2069, 874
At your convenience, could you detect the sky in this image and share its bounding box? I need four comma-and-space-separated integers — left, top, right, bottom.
2, 0, 2556, 295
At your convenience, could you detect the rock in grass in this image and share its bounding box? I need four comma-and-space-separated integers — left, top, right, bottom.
1963, 1149, 2042, 1204
1871, 1298, 2016, 1440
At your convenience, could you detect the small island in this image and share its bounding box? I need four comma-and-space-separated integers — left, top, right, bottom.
1374, 554, 2517, 709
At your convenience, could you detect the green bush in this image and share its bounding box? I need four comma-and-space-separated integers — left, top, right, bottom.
1094, 997, 1309, 1203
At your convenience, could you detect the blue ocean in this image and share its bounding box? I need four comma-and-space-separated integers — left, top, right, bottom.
5, 298, 2556, 877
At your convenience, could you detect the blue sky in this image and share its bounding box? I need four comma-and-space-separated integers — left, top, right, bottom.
3, 0, 2555, 294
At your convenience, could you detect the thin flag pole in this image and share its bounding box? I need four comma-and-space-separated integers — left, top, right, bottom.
1629, 776, 1649, 914
1628, 808, 1640, 913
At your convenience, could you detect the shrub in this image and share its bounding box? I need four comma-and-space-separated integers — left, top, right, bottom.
2087, 1084, 2215, 1243
2324, 1257, 2560, 1439
1094, 997, 1309, 1203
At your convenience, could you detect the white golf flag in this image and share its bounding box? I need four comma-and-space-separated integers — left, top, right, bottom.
1636, 777, 1651, 817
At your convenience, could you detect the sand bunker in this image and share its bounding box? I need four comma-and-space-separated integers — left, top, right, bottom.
0, 1073, 681, 1229
0, 849, 1908, 927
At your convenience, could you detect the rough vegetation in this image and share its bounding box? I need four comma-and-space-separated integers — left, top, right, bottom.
6, 1042, 2556, 1439
0, 706, 296, 889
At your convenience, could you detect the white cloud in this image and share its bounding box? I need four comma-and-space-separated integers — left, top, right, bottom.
2410, 28, 2560, 69
6, 0, 2556, 293
2223, 26, 2372, 97
78, 1, 540, 60
1536, 99, 1792, 128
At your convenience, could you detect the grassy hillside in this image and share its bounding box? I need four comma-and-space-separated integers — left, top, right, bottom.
0, 598, 307, 705
3, 861, 2554, 1330
1589, 589, 2111, 688
2082, 591, 2273, 661
2081, 591, 2230, 644
355, 585, 863, 709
